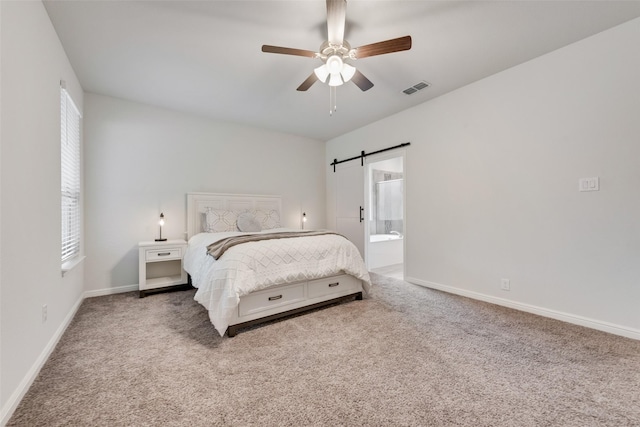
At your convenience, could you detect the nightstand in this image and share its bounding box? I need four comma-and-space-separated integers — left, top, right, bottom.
138, 239, 188, 298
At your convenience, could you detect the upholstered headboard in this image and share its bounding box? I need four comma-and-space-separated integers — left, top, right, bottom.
186, 192, 282, 239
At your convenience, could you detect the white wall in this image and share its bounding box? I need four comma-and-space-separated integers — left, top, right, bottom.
83, 93, 326, 293
0, 1, 85, 422
327, 18, 640, 337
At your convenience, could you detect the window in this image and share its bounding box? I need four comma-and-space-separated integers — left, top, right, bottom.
61, 84, 81, 263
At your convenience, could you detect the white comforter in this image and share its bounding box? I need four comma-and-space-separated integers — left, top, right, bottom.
184, 228, 371, 336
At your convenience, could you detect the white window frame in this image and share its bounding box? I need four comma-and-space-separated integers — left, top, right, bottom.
60, 83, 82, 271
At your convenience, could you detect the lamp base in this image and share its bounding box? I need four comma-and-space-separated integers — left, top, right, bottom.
154, 238, 167, 242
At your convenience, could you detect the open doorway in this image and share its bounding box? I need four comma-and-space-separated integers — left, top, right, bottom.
365, 154, 404, 280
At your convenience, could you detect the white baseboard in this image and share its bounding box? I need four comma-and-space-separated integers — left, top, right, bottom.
1, 284, 139, 426
0, 294, 84, 427
83, 284, 138, 298
405, 276, 640, 341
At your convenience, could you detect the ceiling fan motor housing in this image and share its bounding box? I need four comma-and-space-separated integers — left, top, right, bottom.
318, 40, 353, 60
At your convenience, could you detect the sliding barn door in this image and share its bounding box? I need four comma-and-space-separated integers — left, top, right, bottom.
335, 162, 365, 257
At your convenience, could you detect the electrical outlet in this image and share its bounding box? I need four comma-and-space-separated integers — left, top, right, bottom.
42, 304, 48, 323
501, 278, 510, 291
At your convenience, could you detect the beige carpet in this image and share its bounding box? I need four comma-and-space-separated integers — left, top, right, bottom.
8, 273, 640, 426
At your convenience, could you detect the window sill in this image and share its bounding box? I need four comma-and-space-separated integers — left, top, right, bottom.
61, 255, 86, 277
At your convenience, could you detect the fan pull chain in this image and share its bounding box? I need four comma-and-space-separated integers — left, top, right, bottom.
329, 87, 333, 116
329, 86, 337, 116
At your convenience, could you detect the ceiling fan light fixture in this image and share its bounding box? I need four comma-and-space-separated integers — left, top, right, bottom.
340, 63, 356, 83
326, 54, 343, 74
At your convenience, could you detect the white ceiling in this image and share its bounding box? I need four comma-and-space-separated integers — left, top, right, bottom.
44, 1, 640, 141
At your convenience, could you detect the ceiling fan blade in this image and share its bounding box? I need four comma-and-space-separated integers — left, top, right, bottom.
326, 0, 346, 45
261, 45, 316, 58
297, 73, 319, 91
354, 35, 412, 59
351, 70, 374, 92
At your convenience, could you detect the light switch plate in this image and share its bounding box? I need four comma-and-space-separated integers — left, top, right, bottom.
579, 177, 599, 192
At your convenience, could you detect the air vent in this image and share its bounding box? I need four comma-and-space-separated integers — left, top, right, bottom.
403, 80, 430, 95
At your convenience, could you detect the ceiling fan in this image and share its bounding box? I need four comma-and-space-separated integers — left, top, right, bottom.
261, 0, 412, 114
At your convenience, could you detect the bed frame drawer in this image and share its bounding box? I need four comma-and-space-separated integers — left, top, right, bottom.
308, 275, 360, 299
239, 283, 306, 317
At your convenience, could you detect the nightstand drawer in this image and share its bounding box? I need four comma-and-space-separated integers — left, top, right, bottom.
145, 247, 182, 262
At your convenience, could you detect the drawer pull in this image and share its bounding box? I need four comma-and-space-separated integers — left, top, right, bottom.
157, 252, 172, 256
328, 282, 340, 287
268, 295, 283, 301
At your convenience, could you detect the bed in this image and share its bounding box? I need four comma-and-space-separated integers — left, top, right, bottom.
184, 192, 371, 337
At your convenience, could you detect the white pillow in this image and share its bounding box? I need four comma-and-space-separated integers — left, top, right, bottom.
203, 209, 238, 233
252, 209, 281, 230
236, 212, 262, 232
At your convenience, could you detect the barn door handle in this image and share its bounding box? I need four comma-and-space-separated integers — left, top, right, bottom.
359, 206, 364, 223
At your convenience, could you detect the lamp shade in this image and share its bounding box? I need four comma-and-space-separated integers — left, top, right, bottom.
328, 73, 343, 87
341, 63, 356, 83
314, 64, 330, 83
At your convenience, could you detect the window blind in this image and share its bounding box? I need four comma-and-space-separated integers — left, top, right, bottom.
61, 86, 81, 262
